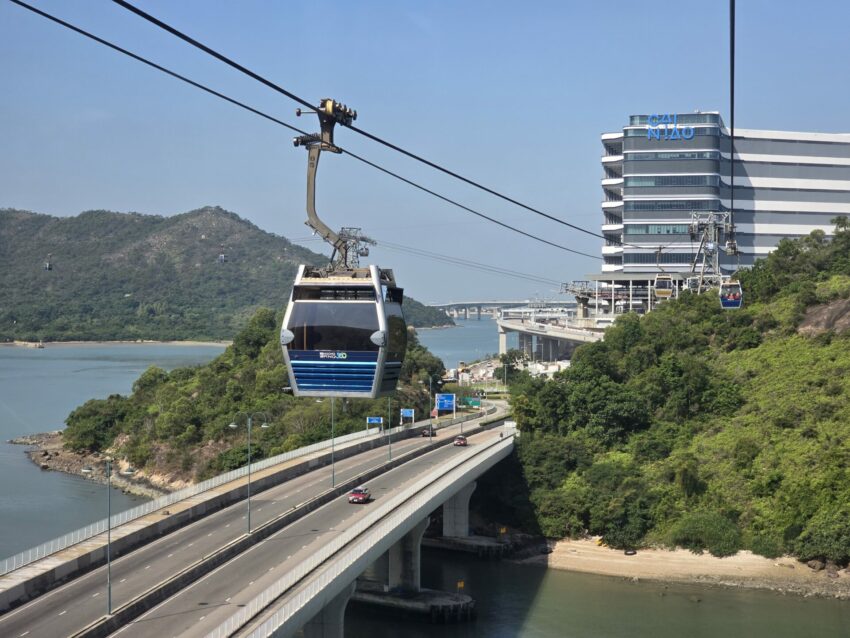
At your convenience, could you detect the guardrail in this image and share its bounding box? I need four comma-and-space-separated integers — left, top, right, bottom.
206, 432, 513, 638
1, 405, 496, 577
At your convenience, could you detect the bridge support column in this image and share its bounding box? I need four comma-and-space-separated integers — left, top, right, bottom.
443, 481, 476, 537
463, 307, 468, 320
303, 581, 356, 638
518, 333, 532, 357
498, 325, 507, 355
477, 305, 482, 320
388, 517, 429, 592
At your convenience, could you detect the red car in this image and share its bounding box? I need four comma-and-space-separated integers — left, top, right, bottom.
348, 486, 371, 504
453, 435, 468, 447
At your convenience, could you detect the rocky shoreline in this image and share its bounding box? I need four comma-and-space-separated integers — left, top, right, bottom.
9, 431, 170, 499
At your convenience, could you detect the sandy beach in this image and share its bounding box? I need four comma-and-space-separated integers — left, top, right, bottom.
518, 538, 850, 599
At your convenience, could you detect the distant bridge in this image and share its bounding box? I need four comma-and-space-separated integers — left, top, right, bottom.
428, 300, 566, 320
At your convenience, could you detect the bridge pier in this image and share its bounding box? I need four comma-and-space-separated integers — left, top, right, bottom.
388, 517, 429, 592
498, 325, 507, 356
518, 333, 533, 358
442, 481, 476, 537
302, 581, 356, 638
463, 307, 468, 320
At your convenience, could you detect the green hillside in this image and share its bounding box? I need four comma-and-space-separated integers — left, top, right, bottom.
493, 221, 850, 564
61, 309, 445, 484
0, 207, 452, 341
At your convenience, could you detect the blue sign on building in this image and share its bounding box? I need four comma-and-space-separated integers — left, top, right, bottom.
400, 408, 415, 418
435, 393, 456, 411
366, 416, 383, 425
646, 113, 695, 141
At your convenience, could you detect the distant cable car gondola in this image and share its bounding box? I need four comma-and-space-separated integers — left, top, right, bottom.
43, 253, 53, 271
719, 280, 743, 309
280, 98, 406, 398
654, 274, 674, 300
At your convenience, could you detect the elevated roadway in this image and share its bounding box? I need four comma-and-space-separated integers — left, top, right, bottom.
0, 407, 506, 638
119, 427, 513, 637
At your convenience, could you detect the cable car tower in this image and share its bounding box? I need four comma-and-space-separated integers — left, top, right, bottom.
279, 99, 407, 398
687, 211, 742, 309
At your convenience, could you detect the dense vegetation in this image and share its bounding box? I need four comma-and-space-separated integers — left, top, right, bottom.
499, 221, 850, 564
63, 308, 446, 483
0, 207, 452, 341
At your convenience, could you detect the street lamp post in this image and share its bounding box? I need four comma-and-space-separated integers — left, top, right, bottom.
428, 375, 433, 442
331, 397, 335, 487
387, 396, 392, 461
229, 412, 269, 533
105, 458, 113, 615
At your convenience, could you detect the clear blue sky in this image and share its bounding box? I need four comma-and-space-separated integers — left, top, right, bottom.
2, 0, 849, 302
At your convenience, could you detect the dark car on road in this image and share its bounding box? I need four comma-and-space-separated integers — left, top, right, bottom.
348, 486, 371, 504
420, 427, 437, 437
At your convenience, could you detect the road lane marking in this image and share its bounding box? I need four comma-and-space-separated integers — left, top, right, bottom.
208, 533, 213, 537
120, 578, 127, 583
92, 592, 100, 597
58, 610, 67, 616
225, 597, 231, 602
19, 632, 29, 637
167, 553, 173, 558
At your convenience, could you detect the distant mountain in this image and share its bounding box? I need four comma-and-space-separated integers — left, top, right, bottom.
0, 207, 452, 341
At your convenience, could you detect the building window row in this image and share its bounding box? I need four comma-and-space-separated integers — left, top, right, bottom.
625, 224, 690, 235
624, 200, 721, 212
624, 252, 696, 264
625, 175, 719, 188
624, 151, 721, 161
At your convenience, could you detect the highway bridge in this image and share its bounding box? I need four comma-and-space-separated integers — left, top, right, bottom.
0, 405, 513, 637
428, 299, 567, 320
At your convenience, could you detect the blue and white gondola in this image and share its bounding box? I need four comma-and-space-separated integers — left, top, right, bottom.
280, 264, 406, 398
719, 280, 743, 310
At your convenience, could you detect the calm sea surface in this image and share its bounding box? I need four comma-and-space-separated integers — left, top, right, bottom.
417, 318, 516, 369
1, 334, 848, 636
0, 343, 225, 559
347, 550, 849, 637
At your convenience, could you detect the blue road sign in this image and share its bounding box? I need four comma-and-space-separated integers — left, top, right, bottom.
400, 408, 415, 418
435, 393, 456, 411
366, 416, 383, 425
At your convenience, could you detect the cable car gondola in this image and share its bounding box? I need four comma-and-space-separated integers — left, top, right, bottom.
719, 280, 743, 310
280, 265, 405, 397
654, 273, 674, 300
280, 98, 406, 398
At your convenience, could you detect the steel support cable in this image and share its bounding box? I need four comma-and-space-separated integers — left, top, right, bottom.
7, 0, 600, 260
373, 240, 563, 286
289, 235, 568, 286
289, 235, 561, 286
110, 0, 641, 249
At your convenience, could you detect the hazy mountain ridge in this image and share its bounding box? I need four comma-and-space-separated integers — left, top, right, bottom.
0, 206, 452, 341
